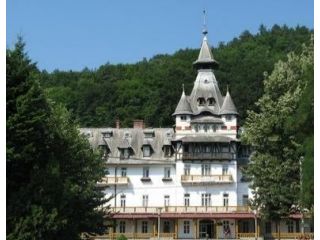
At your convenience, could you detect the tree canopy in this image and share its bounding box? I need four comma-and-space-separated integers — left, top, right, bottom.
7, 39, 110, 240
40, 25, 312, 128
241, 38, 313, 220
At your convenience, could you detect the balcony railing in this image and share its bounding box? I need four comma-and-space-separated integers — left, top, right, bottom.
97, 176, 129, 187
181, 174, 233, 184
267, 232, 314, 239
112, 205, 250, 214
182, 152, 235, 160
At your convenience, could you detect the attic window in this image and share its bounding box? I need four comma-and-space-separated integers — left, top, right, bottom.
102, 131, 113, 138
208, 98, 216, 106
166, 132, 172, 137
204, 79, 209, 84
120, 148, 130, 160
164, 145, 172, 157
124, 132, 131, 138
143, 145, 151, 157
143, 129, 155, 138
197, 98, 206, 106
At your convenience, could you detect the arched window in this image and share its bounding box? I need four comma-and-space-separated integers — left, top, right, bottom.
197, 97, 206, 106
208, 97, 216, 106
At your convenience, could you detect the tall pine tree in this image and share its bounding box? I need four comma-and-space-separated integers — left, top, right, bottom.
7, 38, 111, 239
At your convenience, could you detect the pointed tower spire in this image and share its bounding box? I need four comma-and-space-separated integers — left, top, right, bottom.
193, 10, 218, 70
172, 87, 192, 116
220, 90, 238, 115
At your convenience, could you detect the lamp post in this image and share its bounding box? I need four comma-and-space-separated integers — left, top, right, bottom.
253, 209, 258, 240
157, 207, 162, 240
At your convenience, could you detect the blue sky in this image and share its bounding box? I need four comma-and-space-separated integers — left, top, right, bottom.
7, 0, 313, 72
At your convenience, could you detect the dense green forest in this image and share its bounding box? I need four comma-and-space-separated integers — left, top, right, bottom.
40, 25, 312, 128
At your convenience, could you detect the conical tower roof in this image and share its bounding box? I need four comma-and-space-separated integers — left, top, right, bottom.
172, 89, 192, 116
220, 90, 238, 115
193, 34, 218, 69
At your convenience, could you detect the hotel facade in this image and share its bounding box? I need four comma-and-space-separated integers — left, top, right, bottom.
81, 27, 313, 240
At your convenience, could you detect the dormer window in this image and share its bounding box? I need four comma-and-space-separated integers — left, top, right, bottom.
143, 145, 151, 157
208, 97, 216, 106
99, 145, 110, 160
102, 130, 113, 138
163, 145, 172, 157
197, 97, 206, 106
120, 148, 130, 159
143, 129, 155, 138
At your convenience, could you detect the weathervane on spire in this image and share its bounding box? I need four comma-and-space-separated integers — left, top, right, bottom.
202, 9, 208, 35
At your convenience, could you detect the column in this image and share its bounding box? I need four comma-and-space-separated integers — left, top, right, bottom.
235, 220, 238, 239
134, 219, 137, 239
174, 219, 178, 239
257, 219, 260, 237
193, 219, 197, 239
153, 220, 156, 237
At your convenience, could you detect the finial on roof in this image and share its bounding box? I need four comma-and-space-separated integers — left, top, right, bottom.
227, 84, 229, 93
202, 9, 208, 36
182, 83, 185, 94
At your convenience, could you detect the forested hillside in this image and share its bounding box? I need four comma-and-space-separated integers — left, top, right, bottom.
40, 25, 312, 127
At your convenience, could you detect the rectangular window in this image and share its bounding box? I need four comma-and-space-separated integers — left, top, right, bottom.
120, 195, 126, 208
121, 168, 127, 177
183, 221, 190, 234
288, 220, 294, 233
184, 165, 191, 175
143, 167, 149, 178
143, 145, 151, 157
119, 221, 126, 233
164, 195, 170, 206
142, 195, 148, 207
184, 193, 190, 207
201, 164, 211, 176
164, 146, 171, 157
164, 167, 171, 178
163, 221, 170, 233
242, 221, 249, 233
222, 165, 228, 175
201, 193, 211, 206
242, 195, 249, 206
265, 222, 272, 234
226, 115, 232, 122
180, 115, 187, 121
223, 193, 229, 207
142, 221, 148, 233
120, 148, 130, 159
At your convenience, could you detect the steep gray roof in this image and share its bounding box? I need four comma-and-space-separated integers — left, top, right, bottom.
172, 90, 193, 116
193, 35, 218, 69
80, 128, 175, 164
188, 70, 224, 115
220, 91, 238, 115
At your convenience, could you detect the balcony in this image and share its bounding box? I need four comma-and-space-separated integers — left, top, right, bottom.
181, 174, 233, 185
112, 205, 250, 214
182, 152, 234, 160
97, 176, 129, 187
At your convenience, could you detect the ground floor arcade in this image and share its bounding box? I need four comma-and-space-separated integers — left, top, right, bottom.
93, 212, 313, 239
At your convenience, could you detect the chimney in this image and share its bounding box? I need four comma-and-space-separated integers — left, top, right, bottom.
133, 119, 144, 129
115, 119, 120, 129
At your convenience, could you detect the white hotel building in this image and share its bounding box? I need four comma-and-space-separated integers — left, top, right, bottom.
81, 27, 312, 240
